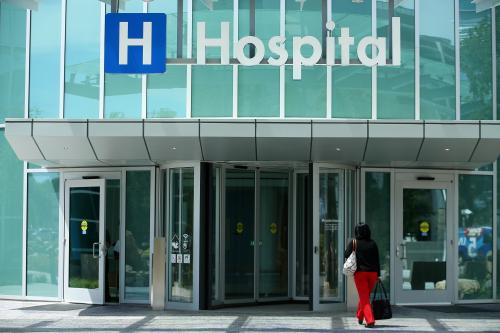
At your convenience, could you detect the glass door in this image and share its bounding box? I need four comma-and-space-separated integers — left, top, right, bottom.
313, 167, 345, 310
394, 180, 454, 304
64, 179, 106, 304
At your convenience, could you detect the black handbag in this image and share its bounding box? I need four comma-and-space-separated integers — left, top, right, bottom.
371, 279, 392, 320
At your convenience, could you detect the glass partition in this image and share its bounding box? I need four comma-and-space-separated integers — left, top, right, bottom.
364, 172, 391, 294
64, 0, 100, 119
458, 175, 493, 299
29, 0, 62, 118
168, 168, 194, 303
0, 130, 23, 296
27, 173, 60, 297
124, 171, 151, 301
0, 1, 26, 122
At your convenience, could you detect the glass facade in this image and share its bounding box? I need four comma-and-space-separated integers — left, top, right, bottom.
29, 0, 61, 118
377, 0, 415, 119
459, 0, 493, 120
238, 66, 279, 117
27, 173, 59, 297
0, 130, 24, 296
192, 66, 232, 117
147, 65, 187, 118
125, 171, 151, 301
332, 67, 371, 119
364, 172, 391, 295
0, 2, 25, 122
458, 175, 493, 300
285, 66, 326, 118
149, 0, 188, 59
285, 0, 322, 58
64, 0, 100, 119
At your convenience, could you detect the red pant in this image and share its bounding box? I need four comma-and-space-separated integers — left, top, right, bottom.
353, 271, 378, 325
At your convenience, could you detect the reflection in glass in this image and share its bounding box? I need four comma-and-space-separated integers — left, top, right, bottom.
285, 66, 326, 118
225, 169, 255, 300
29, 0, 61, 118
377, 0, 415, 119
239, 0, 280, 58
238, 66, 279, 117
0, 130, 24, 296
149, 0, 188, 59
332, 0, 371, 59
147, 65, 186, 118
27, 173, 60, 297
296, 173, 310, 297
64, 0, 100, 119
193, 0, 233, 59
259, 172, 288, 298
332, 66, 371, 118
68, 187, 100, 289
459, 0, 492, 120
105, 179, 120, 303
420, 0, 455, 120
365, 172, 391, 295
0, 2, 25, 122
458, 175, 493, 299
402, 189, 447, 291
319, 172, 342, 302
125, 171, 151, 301
168, 168, 194, 303
285, 0, 322, 58
192, 66, 233, 117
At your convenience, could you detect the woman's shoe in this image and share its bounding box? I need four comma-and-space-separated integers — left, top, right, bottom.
358, 319, 363, 325
365, 323, 375, 328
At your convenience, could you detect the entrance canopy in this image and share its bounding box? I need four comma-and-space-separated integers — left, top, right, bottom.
5, 119, 500, 169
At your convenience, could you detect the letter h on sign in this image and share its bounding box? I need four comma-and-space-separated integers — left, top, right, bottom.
105, 13, 166, 74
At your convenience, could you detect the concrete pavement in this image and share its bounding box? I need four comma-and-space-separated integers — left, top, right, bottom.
0, 300, 499, 332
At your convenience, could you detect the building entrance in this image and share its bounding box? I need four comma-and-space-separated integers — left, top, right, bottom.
213, 167, 290, 304
394, 173, 454, 304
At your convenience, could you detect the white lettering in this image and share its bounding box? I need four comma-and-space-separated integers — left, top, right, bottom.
338, 27, 354, 65
392, 17, 401, 66
357, 37, 386, 67
293, 36, 322, 80
235, 36, 265, 66
268, 36, 288, 66
119, 21, 152, 65
196, 22, 230, 65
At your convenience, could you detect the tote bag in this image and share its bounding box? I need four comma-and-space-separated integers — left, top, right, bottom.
342, 239, 357, 276
371, 279, 392, 320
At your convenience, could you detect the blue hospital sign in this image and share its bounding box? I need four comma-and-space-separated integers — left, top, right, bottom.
105, 13, 166, 74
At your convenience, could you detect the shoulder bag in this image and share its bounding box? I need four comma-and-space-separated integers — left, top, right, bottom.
342, 239, 357, 276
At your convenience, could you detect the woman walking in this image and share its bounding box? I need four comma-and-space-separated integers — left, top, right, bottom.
344, 223, 381, 328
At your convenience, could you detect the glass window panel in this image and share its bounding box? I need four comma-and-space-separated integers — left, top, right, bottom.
193, 0, 233, 59
224, 169, 255, 300
147, 65, 186, 118
420, 0, 455, 120
64, 0, 100, 119
331, 0, 371, 60
497, 7, 500, 121
105, 179, 120, 303
104, 2, 143, 119
458, 175, 493, 299
377, 0, 415, 119
29, 0, 61, 118
0, 2, 26, 123
285, 0, 322, 58
27, 173, 60, 297
238, 66, 279, 117
125, 171, 151, 301
0, 130, 24, 296
191, 66, 232, 117
239, 0, 280, 58
168, 168, 194, 303
365, 172, 391, 295
332, 66, 371, 118
149, 0, 188, 59
68, 186, 100, 289
259, 172, 288, 298
459, 0, 492, 120
295, 173, 309, 297
285, 66, 326, 118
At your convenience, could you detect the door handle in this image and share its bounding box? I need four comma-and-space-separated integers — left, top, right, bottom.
314, 246, 319, 254
92, 242, 100, 259
399, 243, 407, 260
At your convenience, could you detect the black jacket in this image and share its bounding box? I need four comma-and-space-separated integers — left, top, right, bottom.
344, 238, 381, 276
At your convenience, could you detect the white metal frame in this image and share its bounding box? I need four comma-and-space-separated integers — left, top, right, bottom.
63, 178, 106, 304
163, 162, 201, 311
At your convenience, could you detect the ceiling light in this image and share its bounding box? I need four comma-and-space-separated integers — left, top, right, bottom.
172, 147, 177, 150
444, 148, 451, 151
336, 147, 341, 151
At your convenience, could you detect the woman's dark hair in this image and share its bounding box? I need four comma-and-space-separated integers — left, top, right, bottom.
355, 223, 371, 240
